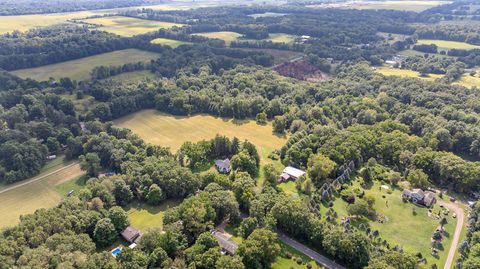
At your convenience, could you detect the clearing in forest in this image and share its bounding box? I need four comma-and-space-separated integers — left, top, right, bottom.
192, 31, 244, 45
114, 109, 287, 154
0, 156, 84, 229
416, 39, 480, 50
351, 1, 449, 12
124, 200, 182, 231
80, 16, 184, 37
453, 70, 480, 89
151, 38, 192, 48
375, 66, 444, 81
11, 49, 160, 81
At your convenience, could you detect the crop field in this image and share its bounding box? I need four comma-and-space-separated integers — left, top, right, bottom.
108, 70, 158, 83
192, 31, 243, 45
376, 66, 444, 81
0, 157, 84, 229
151, 38, 192, 48
114, 109, 287, 154
417, 39, 480, 50
352, 1, 450, 12
11, 49, 160, 81
80, 16, 184, 37
125, 200, 181, 231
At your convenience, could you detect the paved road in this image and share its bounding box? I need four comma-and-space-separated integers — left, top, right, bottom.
0, 162, 79, 195
437, 200, 465, 269
277, 232, 346, 269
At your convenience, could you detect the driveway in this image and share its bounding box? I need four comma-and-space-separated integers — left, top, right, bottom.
437, 200, 465, 269
277, 232, 346, 269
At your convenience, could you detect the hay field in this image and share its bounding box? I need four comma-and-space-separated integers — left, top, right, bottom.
453, 71, 480, 89
376, 66, 444, 81
352, 1, 450, 12
192, 31, 243, 45
417, 39, 480, 50
151, 38, 192, 48
81, 16, 184, 37
114, 110, 287, 153
12, 49, 160, 81
0, 158, 83, 229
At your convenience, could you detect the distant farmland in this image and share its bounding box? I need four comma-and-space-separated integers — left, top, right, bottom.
151, 38, 192, 48
376, 66, 444, 81
12, 49, 160, 81
81, 16, 184, 36
416, 39, 480, 50
193, 31, 243, 45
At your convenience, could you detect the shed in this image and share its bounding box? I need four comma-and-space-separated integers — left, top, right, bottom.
212, 230, 238, 255
282, 166, 306, 181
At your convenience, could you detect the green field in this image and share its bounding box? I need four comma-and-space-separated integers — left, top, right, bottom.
107, 70, 158, 83
124, 200, 181, 231
352, 1, 449, 12
314, 179, 461, 267
417, 39, 480, 50
263, 33, 297, 44
249, 12, 287, 18
114, 109, 287, 154
81, 16, 184, 37
0, 157, 84, 229
193, 31, 244, 45
11, 49, 160, 81
151, 38, 192, 48
376, 66, 444, 81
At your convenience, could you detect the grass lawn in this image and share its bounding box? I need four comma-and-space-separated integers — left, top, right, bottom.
272, 241, 325, 269
59, 93, 97, 115
124, 200, 181, 231
352, 1, 449, 12
11, 49, 160, 81
238, 48, 304, 65
0, 158, 84, 229
417, 39, 480, 50
114, 109, 287, 153
278, 181, 301, 200
453, 71, 480, 89
322, 179, 460, 267
249, 12, 287, 18
80, 16, 184, 37
192, 31, 243, 45
151, 38, 192, 48
376, 66, 444, 81
54, 174, 88, 196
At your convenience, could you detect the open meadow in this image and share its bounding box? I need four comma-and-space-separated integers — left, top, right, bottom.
376, 66, 444, 81
114, 109, 287, 154
351, 1, 450, 12
453, 70, 480, 89
80, 16, 184, 37
151, 37, 192, 48
192, 31, 243, 45
0, 157, 84, 229
11, 49, 160, 81
416, 39, 480, 50
124, 200, 182, 231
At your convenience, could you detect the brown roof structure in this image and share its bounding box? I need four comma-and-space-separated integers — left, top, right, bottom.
121, 226, 141, 243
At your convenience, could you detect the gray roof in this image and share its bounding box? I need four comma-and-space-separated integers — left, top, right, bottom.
212, 231, 238, 254
423, 191, 436, 206
215, 159, 231, 170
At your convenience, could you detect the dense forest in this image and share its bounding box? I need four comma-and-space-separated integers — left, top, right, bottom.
1, 1, 480, 269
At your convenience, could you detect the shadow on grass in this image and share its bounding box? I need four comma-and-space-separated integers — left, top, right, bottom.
123, 199, 182, 215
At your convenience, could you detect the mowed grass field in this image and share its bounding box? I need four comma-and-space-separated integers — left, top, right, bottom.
81, 16, 184, 37
376, 66, 444, 81
124, 200, 181, 231
193, 31, 243, 45
417, 39, 480, 50
0, 157, 84, 229
12, 49, 160, 81
114, 109, 287, 154
151, 38, 192, 48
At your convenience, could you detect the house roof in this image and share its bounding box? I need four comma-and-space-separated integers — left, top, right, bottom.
121, 226, 140, 243
283, 166, 306, 178
424, 191, 436, 205
412, 188, 425, 198
213, 231, 238, 254
215, 159, 231, 170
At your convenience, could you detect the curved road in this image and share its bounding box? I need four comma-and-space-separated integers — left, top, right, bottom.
437, 200, 465, 269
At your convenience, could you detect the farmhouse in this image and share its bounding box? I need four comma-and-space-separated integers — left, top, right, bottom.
279, 166, 306, 182
402, 188, 436, 207
121, 226, 141, 243
215, 159, 231, 173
